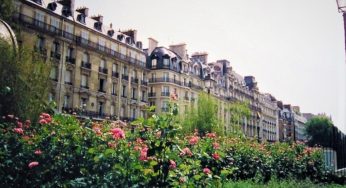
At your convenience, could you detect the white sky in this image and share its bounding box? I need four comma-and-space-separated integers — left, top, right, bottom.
75, 0, 346, 133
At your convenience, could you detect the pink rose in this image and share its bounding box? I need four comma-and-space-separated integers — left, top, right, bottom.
39, 113, 52, 124
28, 161, 39, 168
212, 153, 220, 160
34, 150, 42, 155
203, 167, 211, 174
169, 160, 176, 169
25, 120, 31, 128
13, 128, 24, 134
139, 147, 148, 161
110, 128, 125, 139
180, 147, 193, 157
213, 142, 220, 150
189, 136, 199, 145
206, 132, 216, 138
17, 121, 23, 128
39, 119, 47, 124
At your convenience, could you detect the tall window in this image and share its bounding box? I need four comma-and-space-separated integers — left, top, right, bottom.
52, 41, 60, 54
122, 85, 126, 96
162, 86, 169, 95
120, 106, 125, 117
132, 88, 136, 99
80, 97, 87, 108
132, 108, 136, 119
123, 66, 128, 75
112, 83, 117, 95
81, 75, 88, 87
50, 17, 60, 32
141, 90, 146, 101
100, 59, 106, 68
152, 59, 157, 68
112, 63, 117, 72
81, 30, 89, 44
99, 79, 105, 92
110, 105, 115, 116
50, 67, 57, 80
36, 36, 45, 50
66, 47, 73, 58
98, 38, 105, 51
161, 101, 168, 111
82, 52, 89, 63
163, 72, 169, 82
35, 11, 44, 28
98, 102, 104, 115
65, 70, 72, 84
111, 43, 117, 55
63, 95, 69, 108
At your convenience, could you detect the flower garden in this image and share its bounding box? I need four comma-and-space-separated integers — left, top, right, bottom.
0, 104, 343, 187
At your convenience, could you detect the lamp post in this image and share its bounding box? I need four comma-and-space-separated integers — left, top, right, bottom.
336, 0, 346, 61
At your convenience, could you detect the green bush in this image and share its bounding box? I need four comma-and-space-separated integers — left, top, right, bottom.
0, 102, 343, 187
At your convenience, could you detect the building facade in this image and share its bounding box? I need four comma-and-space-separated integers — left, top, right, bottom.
12, 0, 292, 141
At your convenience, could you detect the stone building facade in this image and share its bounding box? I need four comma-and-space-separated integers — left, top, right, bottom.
13, 0, 283, 141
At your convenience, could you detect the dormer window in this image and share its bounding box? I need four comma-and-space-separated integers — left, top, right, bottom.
94, 22, 102, 31
125, 37, 131, 44
117, 34, 124, 41
163, 58, 170, 67
47, 2, 57, 11
108, 30, 114, 37
151, 59, 157, 68
77, 14, 86, 24
62, 6, 72, 17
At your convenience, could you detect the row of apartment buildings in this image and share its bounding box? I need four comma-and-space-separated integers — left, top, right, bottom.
11, 0, 310, 142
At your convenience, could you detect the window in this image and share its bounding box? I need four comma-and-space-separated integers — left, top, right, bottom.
50, 67, 57, 80
123, 66, 128, 75
99, 79, 105, 92
48, 93, 54, 102
112, 83, 117, 95
122, 85, 126, 96
98, 38, 105, 51
63, 95, 69, 108
120, 106, 125, 117
162, 86, 169, 96
36, 36, 45, 50
52, 41, 60, 54
81, 75, 88, 87
163, 72, 169, 82
50, 17, 60, 32
173, 75, 176, 82
112, 63, 117, 72
161, 101, 168, 111
65, 23, 73, 34
81, 30, 89, 44
133, 70, 137, 79
152, 59, 157, 68
151, 73, 156, 81
80, 97, 87, 108
65, 70, 72, 84
66, 47, 73, 58
82, 52, 89, 63
132, 108, 136, 119
111, 43, 117, 55
110, 105, 115, 116
35, 11, 44, 28
100, 59, 106, 69
163, 58, 169, 66
141, 90, 146, 101
98, 102, 104, 115
132, 88, 136, 99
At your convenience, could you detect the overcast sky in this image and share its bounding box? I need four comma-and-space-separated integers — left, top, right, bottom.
75, 0, 346, 133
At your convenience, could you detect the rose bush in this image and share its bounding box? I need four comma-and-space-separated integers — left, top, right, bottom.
0, 106, 339, 187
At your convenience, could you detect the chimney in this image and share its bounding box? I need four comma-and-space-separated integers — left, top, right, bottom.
148, 37, 158, 55
58, 0, 75, 17
169, 43, 187, 60
191, 52, 208, 64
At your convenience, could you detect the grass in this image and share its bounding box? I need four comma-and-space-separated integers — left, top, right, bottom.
222, 179, 344, 188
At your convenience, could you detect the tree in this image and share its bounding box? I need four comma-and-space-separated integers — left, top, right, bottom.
0, 0, 15, 22
228, 101, 252, 136
0, 38, 50, 121
182, 92, 221, 135
305, 116, 334, 147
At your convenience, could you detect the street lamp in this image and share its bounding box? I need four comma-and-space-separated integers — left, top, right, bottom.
336, 0, 346, 61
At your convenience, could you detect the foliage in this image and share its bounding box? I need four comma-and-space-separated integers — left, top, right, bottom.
182, 92, 222, 135
0, 38, 50, 121
228, 101, 252, 136
305, 116, 334, 147
0, 103, 343, 187
0, 0, 14, 22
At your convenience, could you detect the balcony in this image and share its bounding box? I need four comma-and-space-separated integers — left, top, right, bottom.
148, 92, 156, 97
122, 74, 129, 81
98, 89, 106, 93
80, 85, 89, 89
65, 56, 76, 64
112, 71, 119, 78
81, 61, 91, 69
141, 80, 148, 86
50, 51, 61, 60
15, 13, 147, 68
149, 77, 181, 86
161, 92, 170, 97
65, 81, 73, 85
131, 77, 139, 84
99, 67, 108, 74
